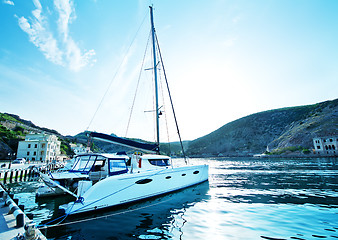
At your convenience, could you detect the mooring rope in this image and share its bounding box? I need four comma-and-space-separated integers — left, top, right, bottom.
38, 168, 166, 229
38, 194, 173, 229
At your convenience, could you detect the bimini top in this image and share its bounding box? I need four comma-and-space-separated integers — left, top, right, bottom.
90, 132, 159, 153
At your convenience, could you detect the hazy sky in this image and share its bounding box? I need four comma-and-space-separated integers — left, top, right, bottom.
1, 0, 337, 142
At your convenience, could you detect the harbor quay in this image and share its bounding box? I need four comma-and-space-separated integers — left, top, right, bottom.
0, 184, 46, 240
0, 161, 62, 239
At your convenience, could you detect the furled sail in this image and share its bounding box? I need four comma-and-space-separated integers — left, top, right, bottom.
90, 132, 159, 153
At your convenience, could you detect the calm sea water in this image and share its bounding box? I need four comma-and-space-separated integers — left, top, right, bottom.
8, 157, 338, 240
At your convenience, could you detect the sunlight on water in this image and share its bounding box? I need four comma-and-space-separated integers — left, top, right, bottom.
7, 157, 338, 239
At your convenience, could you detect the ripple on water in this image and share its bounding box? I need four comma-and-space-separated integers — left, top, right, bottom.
6, 157, 338, 239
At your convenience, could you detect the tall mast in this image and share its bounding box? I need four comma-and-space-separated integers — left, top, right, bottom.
150, 6, 160, 154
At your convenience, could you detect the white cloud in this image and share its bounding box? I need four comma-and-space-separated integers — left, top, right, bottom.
54, 0, 75, 41
17, 14, 64, 65
32, 0, 41, 9
16, 0, 96, 71
53, 0, 96, 71
3, 0, 14, 6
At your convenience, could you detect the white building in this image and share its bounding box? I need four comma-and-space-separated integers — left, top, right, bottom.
313, 136, 337, 156
70, 143, 91, 155
17, 133, 61, 162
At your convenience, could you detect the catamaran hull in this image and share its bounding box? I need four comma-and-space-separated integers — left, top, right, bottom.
59, 164, 208, 215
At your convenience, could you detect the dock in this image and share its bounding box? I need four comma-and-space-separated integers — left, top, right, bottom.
0, 182, 46, 239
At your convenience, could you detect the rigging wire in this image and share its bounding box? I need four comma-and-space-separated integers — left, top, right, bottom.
158, 64, 172, 155
86, 11, 148, 132
154, 34, 188, 163
125, 30, 152, 137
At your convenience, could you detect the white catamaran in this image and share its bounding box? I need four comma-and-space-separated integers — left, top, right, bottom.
39, 6, 208, 216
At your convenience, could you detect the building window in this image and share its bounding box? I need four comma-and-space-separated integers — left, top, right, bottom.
34, 151, 37, 156
330, 139, 333, 142
41, 143, 46, 148
34, 144, 37, 148
317, 146, 321, 149
28, 144, 31, 148
27, 152, 30, 156
333, 145, 336, 150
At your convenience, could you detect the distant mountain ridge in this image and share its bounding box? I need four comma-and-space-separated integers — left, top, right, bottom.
186, 98, 338, 157
1, 98, 337, 159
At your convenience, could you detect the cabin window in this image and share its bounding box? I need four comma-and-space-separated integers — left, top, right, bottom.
165, 176, 172, 179
135, 179, 152, 184
193, 171, 200, 174
92, 157, 106, 172
108, 158, 128, 176
148, 159, 170, 166
71, 155, 97, 172
182, 173, 186, 176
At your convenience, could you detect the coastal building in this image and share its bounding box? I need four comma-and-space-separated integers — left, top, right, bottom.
313, 136, 337, 156
17, 133, 61, 162
69, 143, 90, 155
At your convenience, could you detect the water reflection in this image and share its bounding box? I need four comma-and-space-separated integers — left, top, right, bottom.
42, 181, 210, 239
7, 157, 338, 239
209, 157, 338, 207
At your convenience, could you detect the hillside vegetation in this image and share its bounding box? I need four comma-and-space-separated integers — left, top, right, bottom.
1, 98, 337, 158
186, 98, 338, 157
0, 113, 72, 159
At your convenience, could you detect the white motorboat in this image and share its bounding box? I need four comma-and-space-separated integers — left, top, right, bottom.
39, 6, 208, 216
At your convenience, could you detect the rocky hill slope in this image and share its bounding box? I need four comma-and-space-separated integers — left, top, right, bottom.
0, 113, 185, 158
0, 113, 71, 159
186, 98, 338, 157
1, 98, 337, 158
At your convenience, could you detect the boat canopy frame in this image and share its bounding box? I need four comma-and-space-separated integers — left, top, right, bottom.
69, 154, 129, 176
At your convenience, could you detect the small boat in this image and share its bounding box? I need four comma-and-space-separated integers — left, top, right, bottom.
39, 6, 208, 216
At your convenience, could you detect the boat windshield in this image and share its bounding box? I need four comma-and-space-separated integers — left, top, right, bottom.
71, 155, 104, 173
109, 158, 128, 176
148, 159, 170, 166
